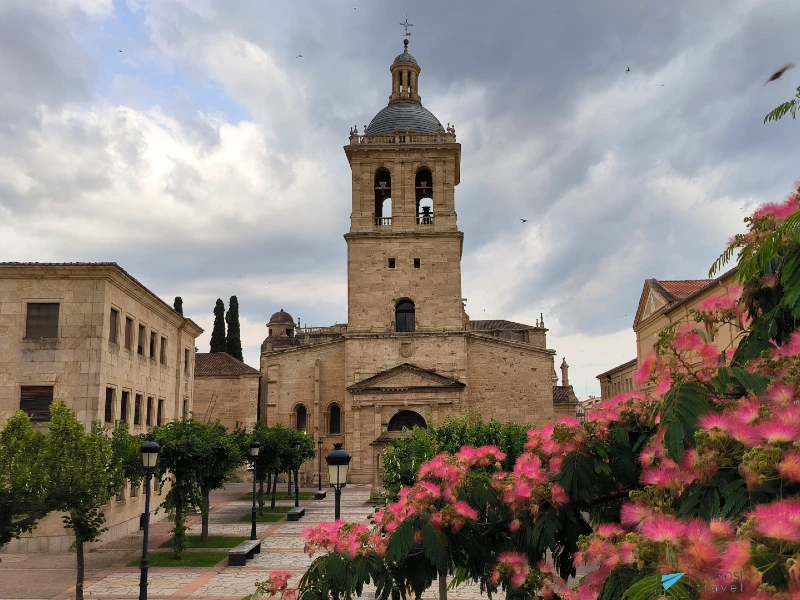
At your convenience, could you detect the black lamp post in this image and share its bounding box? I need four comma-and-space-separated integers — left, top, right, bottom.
317, 439, 323, 491
325, 443, 351, 521
249, 441, 260, 541
139, 440, 159, 600
291, 440, 301, 507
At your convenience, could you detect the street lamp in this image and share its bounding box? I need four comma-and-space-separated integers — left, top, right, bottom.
139, 440, 159, 600
249, 441, 260, 541
325, 443, 351, 521
316, 439, 324, 497
291, 440, 301, 507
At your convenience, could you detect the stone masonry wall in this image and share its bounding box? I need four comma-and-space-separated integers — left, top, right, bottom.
194, 374, 259, 430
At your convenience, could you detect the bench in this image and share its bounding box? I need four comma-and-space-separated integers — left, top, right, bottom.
228, 539, 261, 566
287, 507, 305, 521
314, 490, 327, 500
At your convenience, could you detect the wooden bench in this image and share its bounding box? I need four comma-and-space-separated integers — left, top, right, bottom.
228, 539, 261, 566
287, 507, 305, 521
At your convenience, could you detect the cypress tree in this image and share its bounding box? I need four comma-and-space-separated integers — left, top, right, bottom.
210, 299, 226, 353
173, 297, 183, 316
225, 295, 244, 361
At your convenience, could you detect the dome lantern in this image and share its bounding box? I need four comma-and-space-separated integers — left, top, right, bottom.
268, 309, 295, 338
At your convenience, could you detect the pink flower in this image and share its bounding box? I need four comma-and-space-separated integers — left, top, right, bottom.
766, 382, 797, 406
492, 552, 530, 589
708, 518, 735, 539
758, 420, 800, 444
620, 502, 652, 528
748, 498, 800, 542
640, 514, 686, 542
550, 483, 569, 506
778, 450, 800, 483
772, 328, 800, 357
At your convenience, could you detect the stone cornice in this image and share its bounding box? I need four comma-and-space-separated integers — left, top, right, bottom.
344, 231, 464, 241
466, 332, 556, 356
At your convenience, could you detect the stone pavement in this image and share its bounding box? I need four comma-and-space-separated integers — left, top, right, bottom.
0, 482, 589, 600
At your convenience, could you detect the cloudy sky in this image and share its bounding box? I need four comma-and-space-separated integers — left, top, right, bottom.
1, 0, 798, 398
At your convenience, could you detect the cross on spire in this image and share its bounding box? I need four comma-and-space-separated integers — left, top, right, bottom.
400, 14, 413, 37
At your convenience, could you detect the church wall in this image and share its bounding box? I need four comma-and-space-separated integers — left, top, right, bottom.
465, 336, 555, 426
193, 373, 259, 430
346, 234, 465, 332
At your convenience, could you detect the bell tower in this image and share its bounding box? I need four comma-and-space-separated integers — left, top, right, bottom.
344, 40, 464, 334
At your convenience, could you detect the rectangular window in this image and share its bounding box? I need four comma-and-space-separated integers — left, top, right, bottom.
134, 394, 142, 425
120, 391, 129, 424
414, 258, 421, 269
157, 399, 164, 426
184, 349, 190, 375
388, 258, 396, 269
124, 317, 133, 350
109, 309, 119, 344
20, 386, 54, 422
137, 324, 145, 355
146, 397, 153, 426
104, 387, 114, 423
25, 303, 59, 339
150, 332, 156, 359
130, 482, 137, 498
183, 399, 188, 418
160, 336, 167, 365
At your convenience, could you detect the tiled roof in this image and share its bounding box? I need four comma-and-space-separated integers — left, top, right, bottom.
470, 319, 536, 331
553, 386, 575, 403
195, 353, 260, 377
596, 358, 637, 380
367, 101, 445, 135
655, 279, 714, 302
0, 262, 202, 333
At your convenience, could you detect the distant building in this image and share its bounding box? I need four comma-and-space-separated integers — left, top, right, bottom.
596, 267, 740, 397
0, 262, 202, 553
194, 352, 260, 430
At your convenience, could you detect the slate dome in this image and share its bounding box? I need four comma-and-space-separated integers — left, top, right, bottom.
367, 101, 445, 135
269, 309, 294, 325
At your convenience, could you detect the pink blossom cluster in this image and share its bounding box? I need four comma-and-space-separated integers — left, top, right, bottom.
525, 416, 587, 472
490, 552, 530, 589
748, 498, 800, 543
573, 524, 636, 572
254, 570, 292, 600
455, 445, 506, 468
633, 351, 673, 395
302, 521, 383, 559
751, 184, 800, 221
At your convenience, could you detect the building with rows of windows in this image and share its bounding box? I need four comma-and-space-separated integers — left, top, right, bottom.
0, 262, 202, 553
259, 41, 577, 490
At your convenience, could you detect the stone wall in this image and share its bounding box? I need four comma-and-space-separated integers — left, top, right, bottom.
194, 374, 259, 430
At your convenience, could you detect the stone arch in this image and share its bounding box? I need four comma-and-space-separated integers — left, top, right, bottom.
415, 167, 433, 224
388, 410, 427, 431
328, 402, 342, 435
375, 167, 392, 225
293, 403, 308, 431
395, 298, 415, 333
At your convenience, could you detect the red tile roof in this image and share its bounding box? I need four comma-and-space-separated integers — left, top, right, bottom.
553, 386, 575, 403
195, 353, 260, 377
470, 319, 537, 331
655, 279, 714, 301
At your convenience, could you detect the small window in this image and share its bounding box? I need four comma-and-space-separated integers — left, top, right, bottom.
120, 391, 129, 424
160, 336, 167, 365
329, 403, 341, 435
25, 303, 59, 339
157, 399, 164, 426
414, 258, 421, 269
130, 482, 138, 498
104, 387, 114, 423
146, 397, 153, 426
137, 325, 145, 355
388, 258, 396, 269
184, 349, 190, 375
20, 386, 54, 422
124, 317, 133, 350
134, 394, 142, 425
150, 331, 156, 359
109, 309, 119, 344
183, 399, 188, 419
295, 405, 307, 431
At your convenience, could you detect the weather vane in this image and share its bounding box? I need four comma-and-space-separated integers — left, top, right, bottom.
400, 14, 413, 37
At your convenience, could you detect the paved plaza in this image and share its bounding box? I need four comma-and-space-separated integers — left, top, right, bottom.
1, 482, 578, 600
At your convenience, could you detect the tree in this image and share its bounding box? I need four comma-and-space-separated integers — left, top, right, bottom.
226, 295, 244, 361
174, 296, 184, 316
210, 298, 226, 353
267, 183, 800, 600
43, 403, 124, 600
764, 85, 800, 123
0, 411, 50, 554
193, 422, 244, 541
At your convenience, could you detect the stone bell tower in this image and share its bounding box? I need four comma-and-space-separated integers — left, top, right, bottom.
344, 39, 464, 334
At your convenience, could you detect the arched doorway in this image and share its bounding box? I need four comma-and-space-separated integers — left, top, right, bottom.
387, 410, 427, 431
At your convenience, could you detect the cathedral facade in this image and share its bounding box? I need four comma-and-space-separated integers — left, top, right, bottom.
259, 41, 575, 486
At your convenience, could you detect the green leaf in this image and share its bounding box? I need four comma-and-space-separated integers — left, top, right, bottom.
664, 421, 684, 462
730, 367, 771, 395
387, 520, 413, 562
420, 522, 448, 574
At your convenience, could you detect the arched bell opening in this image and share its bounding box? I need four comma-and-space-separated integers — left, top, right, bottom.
375, 168, 392, 226
415, 168, 433, 224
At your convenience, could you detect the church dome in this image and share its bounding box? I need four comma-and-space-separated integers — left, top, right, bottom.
269, 309, 294, 325
393, 52, 417, 65
367, 101, 445, 135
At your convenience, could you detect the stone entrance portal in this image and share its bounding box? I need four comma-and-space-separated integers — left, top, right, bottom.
387, 410, 427, 431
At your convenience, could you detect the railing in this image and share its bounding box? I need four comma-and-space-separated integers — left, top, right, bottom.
417, 215, 434, 225
297, 325, 348, 335
375, 217, 392, 226
349, 131, 457, 145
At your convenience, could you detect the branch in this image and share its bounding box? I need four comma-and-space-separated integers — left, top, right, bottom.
583, 488, 640, 507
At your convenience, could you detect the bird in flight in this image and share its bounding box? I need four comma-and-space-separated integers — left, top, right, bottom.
296, 55, 303, 58
764, 63, 795, 85
626, 66, 630, 73
520, 218, 528, 223
353, 6, 357, 9
661, 84, 665, 86
119, 49, 122, 52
